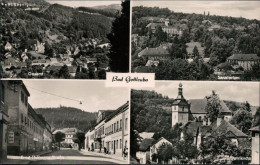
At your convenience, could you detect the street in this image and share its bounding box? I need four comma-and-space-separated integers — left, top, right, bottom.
29, 149, 119, 164
5, 149, 123, 164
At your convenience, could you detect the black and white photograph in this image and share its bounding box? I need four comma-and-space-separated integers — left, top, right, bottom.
1, 80, 129, 164
130, 81, 260, 164
0, 0, 130, 79
131, 0, 260, 81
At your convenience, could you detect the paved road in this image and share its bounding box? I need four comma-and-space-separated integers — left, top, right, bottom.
29, 149, 118, 164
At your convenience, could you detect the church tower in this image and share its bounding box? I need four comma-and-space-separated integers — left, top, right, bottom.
172, 83, 190, 127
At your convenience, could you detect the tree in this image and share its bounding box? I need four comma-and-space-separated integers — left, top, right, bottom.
152, 143, 174, 163
205, 91, 222, 122
98, 69, 106, 79
192, 45, 200, 58
107, 1, 129, 72
54, 131, 65, 150
59, 65, 70, 79
230, 109, 253, 135
73, 132, 85, 150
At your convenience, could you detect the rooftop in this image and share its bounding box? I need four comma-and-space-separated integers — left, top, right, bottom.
139, 138, 154, 152
138, 47, 169, 57
227, 54, 260, 61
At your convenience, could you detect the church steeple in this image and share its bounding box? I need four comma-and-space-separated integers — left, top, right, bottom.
176, 83, 184, 100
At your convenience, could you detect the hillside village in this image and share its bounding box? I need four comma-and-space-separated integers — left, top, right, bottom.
131, 84, 260, 164
131, 6, 260, 81
0, 0, 118, 79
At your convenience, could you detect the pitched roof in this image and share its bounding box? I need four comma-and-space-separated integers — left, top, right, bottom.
139, 47, 169, 57
151, 137, 171, 146
5, 42, 12, 47
183, 121, 202, 137
139, 138, 154, 152
105, 102, 129, 122
249, 125, 260, 132
210, 120, 248, 138
188, 99, 231, 114
146, 22, 164, 28
227, 54, 260, 61
139, 132, 155, 139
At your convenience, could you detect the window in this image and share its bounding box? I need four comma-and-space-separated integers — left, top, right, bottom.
1, 84, 5, 103
117, 121, 119, 131
120, 119, 122, 129
25, 116, 27, 124
114, 123, 116, 132
182, 107, 184, 111
21, 114, 24, 123
21, 92, 24, 103
120, 139, 122, 149
174, 106, 176, 110
25, 96, 28, 107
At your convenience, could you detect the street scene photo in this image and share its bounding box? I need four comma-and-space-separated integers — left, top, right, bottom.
131, 1, 260, 81
1, 0, 130, 79
1, 80, 129, 164
130, 81, 260, 164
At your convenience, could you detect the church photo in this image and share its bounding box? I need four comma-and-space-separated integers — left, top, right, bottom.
130, 81, 259, 164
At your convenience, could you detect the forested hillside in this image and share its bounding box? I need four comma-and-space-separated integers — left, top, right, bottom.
35, 106, 97, 132
131, 89, 174, 139
1, 3, 113, 45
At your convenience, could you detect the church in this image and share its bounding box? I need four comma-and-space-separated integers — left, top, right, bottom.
171, 83, 232, 127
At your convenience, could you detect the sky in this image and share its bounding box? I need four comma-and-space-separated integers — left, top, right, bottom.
46, 0, 121, 8
23, 80, 129, 112
133, 0, 260, 20
133, 81, 260, 106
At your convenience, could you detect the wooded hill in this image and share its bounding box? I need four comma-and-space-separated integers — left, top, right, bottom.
35, 106, 97, 132
1, 0, 114, 45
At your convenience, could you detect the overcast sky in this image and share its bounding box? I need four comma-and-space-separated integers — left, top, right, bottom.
133, 0, 260, 20
23, 80, 129, 112
46, 0, 121, 8
133, 81, 260, 106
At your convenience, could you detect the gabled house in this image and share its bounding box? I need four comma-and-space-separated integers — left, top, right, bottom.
150, 137, 172, 162
28, 39, 45, 54
136, 138, 155, 164
227, 54, 260, 70
4, 42, 12, 51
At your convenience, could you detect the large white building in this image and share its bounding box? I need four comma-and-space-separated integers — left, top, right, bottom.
85, 102, 129, 157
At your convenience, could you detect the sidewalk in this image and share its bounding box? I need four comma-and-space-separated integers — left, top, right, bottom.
2, 150, 53, 164
80, 149, 128, 164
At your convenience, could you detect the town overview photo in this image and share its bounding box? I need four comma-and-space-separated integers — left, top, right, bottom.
130, 81, 260, 164
1, 0, 130, 79
131, 1, 260, 81
1, 80, 130, 164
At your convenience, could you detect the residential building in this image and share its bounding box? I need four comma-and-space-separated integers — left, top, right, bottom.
0, 81, 9, 162
227, 54, 260, 70
53, 128, 79, 145
138, 46, 170, 61
150, 137, 172, 162
136, 138, 154, 164
4, 42, 12, 51
181, 116, 248, 149
3, 80, 52, 155
249, 126, 259, 164
28, 39, 45, 54
85, 102, 129, 158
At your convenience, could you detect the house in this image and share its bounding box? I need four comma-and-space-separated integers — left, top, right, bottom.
21, 52, 28, 62
4, 52, 12, 58
136, 138, 154, 164
227, 54, 260, 70
249, 126, 260, 164
1, 81, 9, 161
97, 43, 110, 49
28, 39, 45, 54
32, 59, 51, 68
138, 47, 170, 60
4, 81, 51, 155
4, 42, 12, 51
171, 83, 232, 127
85, 102, 129, 158
182, 116, 248, 149
150, 137, 172, 163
